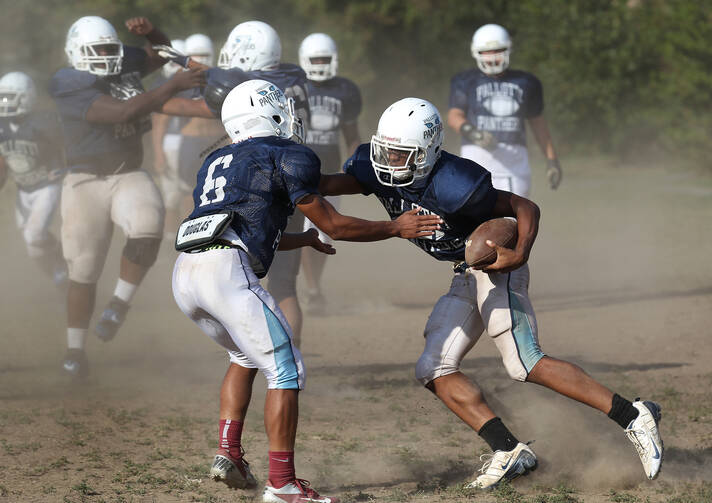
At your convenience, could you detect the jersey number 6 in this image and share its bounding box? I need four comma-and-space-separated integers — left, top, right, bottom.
199, 154, 233, 207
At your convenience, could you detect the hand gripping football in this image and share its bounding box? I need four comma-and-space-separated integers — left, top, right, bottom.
465, 218, 518, 268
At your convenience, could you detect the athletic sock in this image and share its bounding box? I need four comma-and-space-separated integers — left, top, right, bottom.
113, 278, 138, 304
67, 328, 87, 350
218, 419, 244, 460
478, 417, 520, 452
268, 451, 295, 489
608, 393, 640, 429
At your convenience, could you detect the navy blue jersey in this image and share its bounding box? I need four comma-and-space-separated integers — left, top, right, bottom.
205, 64, 310, 124
188, 136, 320, 277
449, 68, 543, 147
49, 46, 150, 171
305, 76, 361, 174
344, 144, 498, 262
0, 112, 64, 190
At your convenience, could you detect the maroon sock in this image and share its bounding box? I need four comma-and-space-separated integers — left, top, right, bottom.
268, 451, 295, 489
218, 419, 243, 460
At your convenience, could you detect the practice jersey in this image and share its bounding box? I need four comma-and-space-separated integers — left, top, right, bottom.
0, 112, 64, 190
449, 68, 543, 147
344, 144, 498, 262
49, 46, 151, 172
304, 77, 361, 173
188, 136, 320, 277
206, 64, 310, 125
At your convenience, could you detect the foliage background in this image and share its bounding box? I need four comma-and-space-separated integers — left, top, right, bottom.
1, 0, 711, 161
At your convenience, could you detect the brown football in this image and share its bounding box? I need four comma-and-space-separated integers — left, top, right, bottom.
465, 218, 518, 268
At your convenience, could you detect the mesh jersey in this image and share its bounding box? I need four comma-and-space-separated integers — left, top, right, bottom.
304, 76, 361, 174
49, 46, 150, 171
449, 68, 543, 147
0, 112, 64, 189
344, 144, 498, 262
188, 136, 320, 277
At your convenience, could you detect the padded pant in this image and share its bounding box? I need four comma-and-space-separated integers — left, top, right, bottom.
15, 183, 61, 258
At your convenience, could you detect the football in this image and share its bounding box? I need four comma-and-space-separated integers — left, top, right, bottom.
464, 218, 518, 268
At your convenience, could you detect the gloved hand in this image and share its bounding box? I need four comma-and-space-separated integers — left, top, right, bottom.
460, 122, 497, 151
546, 158, 562, 190
152, 44, 189, 68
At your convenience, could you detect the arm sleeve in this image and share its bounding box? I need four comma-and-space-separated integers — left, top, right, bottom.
448, 73, 468, 111
524, 75, 544, 118
280, 145, 321, 204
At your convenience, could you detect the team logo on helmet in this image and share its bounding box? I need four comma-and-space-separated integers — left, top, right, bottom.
423, 114, 443, 140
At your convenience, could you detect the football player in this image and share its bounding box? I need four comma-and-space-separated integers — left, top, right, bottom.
448, 24, 562, 197
172, 80, 440, 502
297, 33, 362, 315
0, 72, 67, 286
49, 15, 207, 378
319, 98, 663, 488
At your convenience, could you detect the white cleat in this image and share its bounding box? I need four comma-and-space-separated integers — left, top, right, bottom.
466, 442, 537, 490
210, 451, 257, 489
263, 479, 338, 502
625, 399, 663, 480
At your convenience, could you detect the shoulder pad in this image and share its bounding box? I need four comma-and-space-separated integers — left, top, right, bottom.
431, 152, 493, 213
121, 46, 148, 74
49, 68, 97, 97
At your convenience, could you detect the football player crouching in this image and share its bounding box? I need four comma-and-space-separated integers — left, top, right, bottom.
171, 80, 440, 502
319, 98, 664, 488
0, 72, 67, 286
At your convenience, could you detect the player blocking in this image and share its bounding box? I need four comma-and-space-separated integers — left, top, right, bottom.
171, 80, 440, 503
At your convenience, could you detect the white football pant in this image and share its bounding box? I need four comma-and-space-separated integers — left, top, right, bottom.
461, 143, 531, 198
15, 183, 61, 258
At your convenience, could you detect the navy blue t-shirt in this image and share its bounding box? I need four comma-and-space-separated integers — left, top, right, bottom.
49, 46, 150, 171
344, 144, 498, 262
449, 68, 543, 147
305, 76, 361, 174
0, 112, 64, 190
188, 136, 320, 277
205, 64, 310, 125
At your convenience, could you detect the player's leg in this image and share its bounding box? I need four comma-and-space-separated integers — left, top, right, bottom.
60, 174, 114, 377
96, 171, 164, 341
159, 133, 183, 238
479, 265, 663, 479
415, 272, 535, 489
15, 184, 66, 286
267, 211, 305, 348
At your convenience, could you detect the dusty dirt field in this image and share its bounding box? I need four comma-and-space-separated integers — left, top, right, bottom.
1, 157, 711, 502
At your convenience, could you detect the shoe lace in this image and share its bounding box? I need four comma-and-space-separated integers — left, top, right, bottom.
625, 425, 649, 458
294, 478, 320, 498
477, 453, 496, 474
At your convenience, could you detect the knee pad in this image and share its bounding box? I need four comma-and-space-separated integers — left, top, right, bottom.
415, 352, 460, 386
123, 237, 161, 267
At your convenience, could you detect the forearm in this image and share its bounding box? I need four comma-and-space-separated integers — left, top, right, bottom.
145, 27, 170, 46
447, 108, 467, 133
151, 113, 169, 153
511, 196, 540, 259
88, 82, 179, 124
529, 116, 557, 160
325, 215, 398, 242
161, 97, 214, 118
277, 232, 312, 251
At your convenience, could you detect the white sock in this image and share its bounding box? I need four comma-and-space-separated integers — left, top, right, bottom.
114, 278, 138, 304
67, 328, 87, 350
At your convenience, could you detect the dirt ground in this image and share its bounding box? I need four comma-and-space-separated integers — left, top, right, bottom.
1, 156, 711, 503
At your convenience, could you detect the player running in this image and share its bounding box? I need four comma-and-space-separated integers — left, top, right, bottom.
297, 33, 362, 315
448, 24, 562, 197
319, 97, 663, 489
0, 71, 67, 286
171, 80, 440, 502
50, 15, 206, 378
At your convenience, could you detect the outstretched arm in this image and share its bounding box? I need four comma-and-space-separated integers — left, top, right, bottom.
318, 173, 364, 196
480, 190, 540, 273
297, 193, 441, 242
277, 228, 335, 254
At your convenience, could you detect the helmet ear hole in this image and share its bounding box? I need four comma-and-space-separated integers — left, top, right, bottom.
272, 115, 283, 124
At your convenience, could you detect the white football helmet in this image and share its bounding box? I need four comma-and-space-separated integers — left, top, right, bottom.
217, 21, 281, 71
185, 33, 214, 66
162, 39, 186, 78
0, 72, 37, 117
221, 79, 304, 144
299, 33, 338, 81
65, 16, 123, 76
370, 98, 443, 187
471, 24, 511, 75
